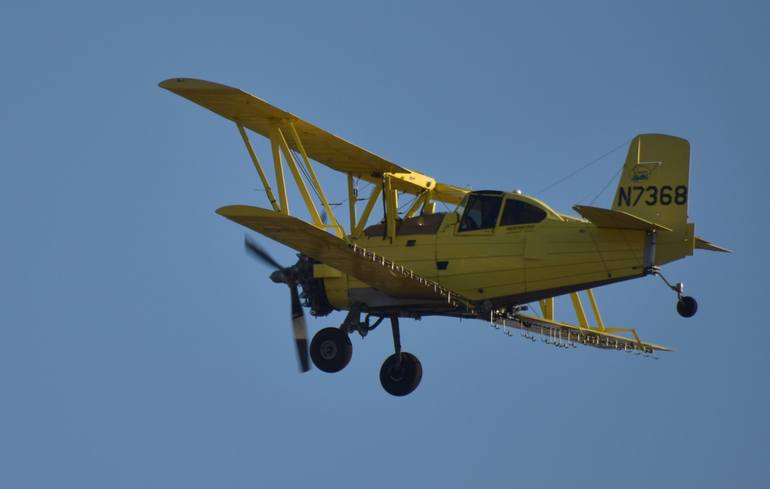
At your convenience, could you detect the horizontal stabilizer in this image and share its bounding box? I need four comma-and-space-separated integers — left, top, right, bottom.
694, 236, 731, 253
573, 205, 672, 232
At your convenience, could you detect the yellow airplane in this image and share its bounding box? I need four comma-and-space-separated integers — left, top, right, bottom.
161, 78, 729, 396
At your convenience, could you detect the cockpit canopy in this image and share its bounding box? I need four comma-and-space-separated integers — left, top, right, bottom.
457, 190, 552, 232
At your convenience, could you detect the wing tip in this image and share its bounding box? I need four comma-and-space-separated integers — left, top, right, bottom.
158, 77, 236, 93
216, 205, 254, 218
216, 205, 280, 219
158, 77, 194, 90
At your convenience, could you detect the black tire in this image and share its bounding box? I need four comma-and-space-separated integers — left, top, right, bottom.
677, 296, 698, 318
310, 327, 352, 373
379, 352, 422, 397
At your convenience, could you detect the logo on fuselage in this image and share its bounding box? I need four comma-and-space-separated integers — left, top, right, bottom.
632, 166, 652, 181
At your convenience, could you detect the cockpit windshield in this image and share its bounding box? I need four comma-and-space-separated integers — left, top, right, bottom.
458, 192, 503, 231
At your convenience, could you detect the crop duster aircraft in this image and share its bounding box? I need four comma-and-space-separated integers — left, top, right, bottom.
161, 78, 729, 396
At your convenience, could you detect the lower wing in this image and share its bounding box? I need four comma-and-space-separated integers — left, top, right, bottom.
216, 205, 472, 308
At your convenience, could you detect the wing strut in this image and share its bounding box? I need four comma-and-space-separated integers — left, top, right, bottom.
236, 124, 279, 212
160, 77, 470, 238
235, 121, 346, 236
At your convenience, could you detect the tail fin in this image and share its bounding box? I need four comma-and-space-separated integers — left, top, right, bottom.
612, 134, 690, 227
612, 134, 694, 264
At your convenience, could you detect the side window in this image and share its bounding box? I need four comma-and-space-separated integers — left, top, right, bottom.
459, 195, 503, 231
500, 199, 546, 226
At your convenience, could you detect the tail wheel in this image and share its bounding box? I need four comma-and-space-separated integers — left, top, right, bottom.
310, 327, 352, 373
677, 296, 698, 318
379, 352, 422, 397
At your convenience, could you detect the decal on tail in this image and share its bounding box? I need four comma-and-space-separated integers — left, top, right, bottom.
613, 134, 694, 264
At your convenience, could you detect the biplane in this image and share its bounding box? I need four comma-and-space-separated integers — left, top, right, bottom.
160, 78, 729, 396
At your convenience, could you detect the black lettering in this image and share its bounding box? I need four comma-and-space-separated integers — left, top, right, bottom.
675, 185, 688, 205
617, 186, 631, 207
660, 185, 673, 205
620, 185, 688, 206
645, 186, 658, 205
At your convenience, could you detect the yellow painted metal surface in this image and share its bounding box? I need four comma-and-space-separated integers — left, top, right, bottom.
404, 191, 428, 219
322, 276, 349, 310
436, 214, 644, 301
342, 196, 650, 304
347, 173, 357, 234
161, 78, 729, 355
216, 205, 463, 303
569, 293, 590, 328
573, 205, 671, 232
612, 134, 693, 265
384, 175, 398, 241
270, 137, 289, 214
287, 121, 344, 237
506, 314, 671, 353
612, 135, 690, 229
694, 236, 731, 253
352, 185, 382, 238
274, 127, 323, 227
586, 289, 605, 331
506, 288, 666, 352
237, 124, 279, 212
313, 263, 343, 278
159, 78, 468, 203
539, 298, 554, 320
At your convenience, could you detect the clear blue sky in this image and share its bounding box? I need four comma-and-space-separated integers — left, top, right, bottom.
2, 1, 767, 488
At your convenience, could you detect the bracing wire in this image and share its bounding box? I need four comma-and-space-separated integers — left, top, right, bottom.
291, 148, 325, 205
398, 194, 418, 213
586, 165, 624, 205
533, 139, 630, 197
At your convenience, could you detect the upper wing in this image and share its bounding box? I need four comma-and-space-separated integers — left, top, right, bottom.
217, 205, 472, 307
160, 78, 468, 203
160, 78, 407, 175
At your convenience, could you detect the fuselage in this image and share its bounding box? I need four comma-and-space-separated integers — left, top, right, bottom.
316, 190, 672, 315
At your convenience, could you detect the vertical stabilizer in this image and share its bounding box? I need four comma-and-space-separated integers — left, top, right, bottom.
612, 134, 694, 264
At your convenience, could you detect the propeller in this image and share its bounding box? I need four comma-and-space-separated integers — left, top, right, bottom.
244, 236, 310, 372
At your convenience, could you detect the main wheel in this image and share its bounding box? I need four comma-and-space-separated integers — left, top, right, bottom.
379, 352, 422, 397
677, 296, 698, 318
310, 327, 352, 373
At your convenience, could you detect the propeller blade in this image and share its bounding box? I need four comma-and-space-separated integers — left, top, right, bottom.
290, 284, 311, 372
244, 236, 284, 270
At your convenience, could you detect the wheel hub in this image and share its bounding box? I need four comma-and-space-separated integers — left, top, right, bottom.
388, 366, 405, 382
320, 340, 338, 360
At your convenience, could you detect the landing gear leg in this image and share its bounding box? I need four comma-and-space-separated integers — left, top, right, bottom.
391, 315, 402, 363
652, 268, 698, 318
379, 316, 422, 396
